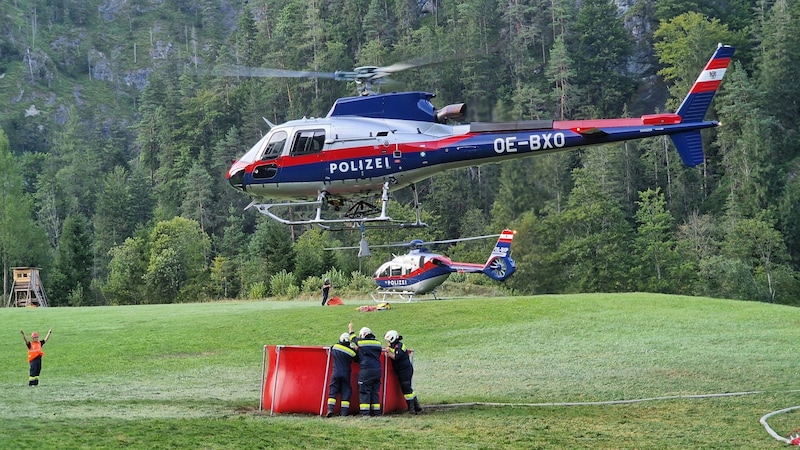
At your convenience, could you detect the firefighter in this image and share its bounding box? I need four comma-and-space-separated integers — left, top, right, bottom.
384, 330, 422, 414
348, 322, 382, 416
21, 329, 52, 386
327, 332, 357, 417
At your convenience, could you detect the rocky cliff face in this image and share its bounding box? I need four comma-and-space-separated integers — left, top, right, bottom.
0, 0, 237, 150
614, 0, 667, 114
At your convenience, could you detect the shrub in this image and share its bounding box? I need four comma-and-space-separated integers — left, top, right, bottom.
270, 270, 298, 298
247, 281, 268, 299
348, 271, 374, 293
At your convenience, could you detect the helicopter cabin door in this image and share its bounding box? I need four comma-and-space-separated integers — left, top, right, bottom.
288, 128, 326, 172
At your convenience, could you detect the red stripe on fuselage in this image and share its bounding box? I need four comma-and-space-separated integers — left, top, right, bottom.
271, 144, 384, 169
553, 117, 644, 129
255, 136, 477, 172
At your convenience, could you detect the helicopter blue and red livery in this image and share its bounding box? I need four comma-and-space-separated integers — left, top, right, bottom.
227, 45, 734, 227
368, 229, 516, 301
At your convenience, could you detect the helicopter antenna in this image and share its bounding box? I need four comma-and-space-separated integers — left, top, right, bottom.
262, 117, 275, 129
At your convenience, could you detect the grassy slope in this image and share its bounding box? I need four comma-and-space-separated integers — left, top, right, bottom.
1, 294, 798, 449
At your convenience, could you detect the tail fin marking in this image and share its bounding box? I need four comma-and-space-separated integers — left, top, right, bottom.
487, 229, 515, 260
675, 44, 735, 123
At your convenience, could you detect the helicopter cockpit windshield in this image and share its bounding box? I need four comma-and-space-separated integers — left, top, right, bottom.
262, 131, 288, 160
234, 130, 289, 165
237, 133, 270, 164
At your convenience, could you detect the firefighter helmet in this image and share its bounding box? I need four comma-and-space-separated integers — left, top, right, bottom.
384, 330, 399, 344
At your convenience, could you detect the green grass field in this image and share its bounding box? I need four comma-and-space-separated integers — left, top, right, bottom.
2, 293, 799, 449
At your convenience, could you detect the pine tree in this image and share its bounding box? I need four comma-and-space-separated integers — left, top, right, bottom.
50, 214, 94, 306
569, 0, 634, 118
755, 0, 800, 162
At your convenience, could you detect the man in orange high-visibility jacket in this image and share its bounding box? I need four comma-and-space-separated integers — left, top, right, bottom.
21, 329, 51, 386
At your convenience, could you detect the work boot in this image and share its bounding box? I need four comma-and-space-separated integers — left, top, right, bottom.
406, 400, 415, 414
413, 397, 422, 414
340, 406, 349, 417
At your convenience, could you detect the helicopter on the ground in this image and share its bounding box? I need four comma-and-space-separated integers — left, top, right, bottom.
226, 45, 734, 228
326, 229, 516, 302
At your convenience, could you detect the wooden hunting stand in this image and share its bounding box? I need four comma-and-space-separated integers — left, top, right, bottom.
6, 267, 48, 307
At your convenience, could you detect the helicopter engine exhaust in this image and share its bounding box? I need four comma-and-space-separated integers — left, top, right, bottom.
436, 103, 467, 123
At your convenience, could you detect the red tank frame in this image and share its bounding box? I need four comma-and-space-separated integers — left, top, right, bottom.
260, 345, 411, 415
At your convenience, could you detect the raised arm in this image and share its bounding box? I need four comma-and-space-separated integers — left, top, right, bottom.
20, 330, 29, 345
45, 329, 52, 341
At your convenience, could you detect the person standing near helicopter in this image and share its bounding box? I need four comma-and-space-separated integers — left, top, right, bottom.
348, 322, 382, 416
384, 330, 422, 414
321, 278, 332, 306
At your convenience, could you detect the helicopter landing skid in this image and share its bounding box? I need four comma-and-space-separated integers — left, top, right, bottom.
371, 290, 416, 303
246, 181, 428, 229
247, 200, 399, 227
370, 288, 440, 303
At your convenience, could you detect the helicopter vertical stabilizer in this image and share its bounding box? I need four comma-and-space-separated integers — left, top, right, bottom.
482, 229, 516, 281
671, 44, 735, 167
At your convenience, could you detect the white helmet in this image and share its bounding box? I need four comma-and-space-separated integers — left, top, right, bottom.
359, 327, 372, 338
384, 330, 399, 344
339, 332, 350, 343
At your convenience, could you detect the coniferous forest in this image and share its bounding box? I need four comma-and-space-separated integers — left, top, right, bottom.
0, 0, 799, 306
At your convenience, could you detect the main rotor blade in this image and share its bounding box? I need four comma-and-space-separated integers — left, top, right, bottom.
425, 234, 501, 245
368, 234, 502, 249
324, 245, 360, 251
376, 52, 461, 75
201, 50, 466, 85
211, 66, 339, 79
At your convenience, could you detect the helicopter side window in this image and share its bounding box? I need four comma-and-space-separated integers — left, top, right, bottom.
261, 131, 288, 160
291, 129, 326, 156
390, 266, 402, 277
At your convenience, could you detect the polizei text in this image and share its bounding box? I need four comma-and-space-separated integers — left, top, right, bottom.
329, 156, 391, 174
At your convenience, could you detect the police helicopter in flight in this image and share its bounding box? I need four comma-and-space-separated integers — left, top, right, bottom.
226, 44, 734, 228
325, 229, 516, 302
